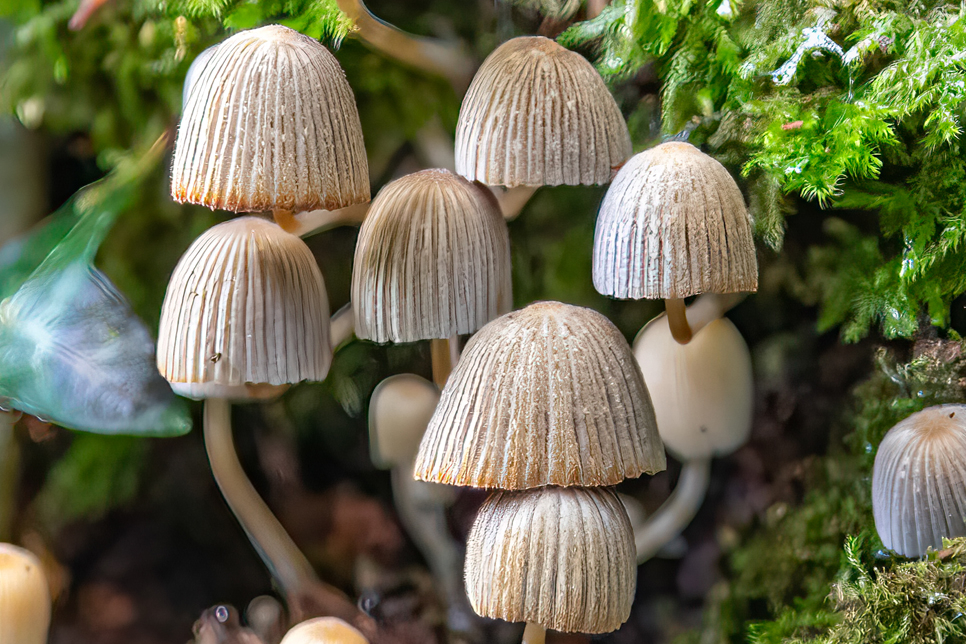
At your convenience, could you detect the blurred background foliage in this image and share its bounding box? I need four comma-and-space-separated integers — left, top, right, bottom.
3, 0, 966, 642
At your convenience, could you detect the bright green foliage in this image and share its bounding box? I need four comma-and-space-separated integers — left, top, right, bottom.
563, 1, 966, 341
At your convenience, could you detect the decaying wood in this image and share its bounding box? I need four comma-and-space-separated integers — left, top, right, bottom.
593, 141, 758, 299
455, 36, 631, 187
414, 301, 665, 489
872, 404, 966, 557
172, 25, 370, 213
352, 169, 511, 343
465, 487, 635, 634
0, 543, 50, 644
157, 217, 331, 396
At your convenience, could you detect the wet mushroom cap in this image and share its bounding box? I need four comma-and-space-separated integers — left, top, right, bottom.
455, 36, 631, 187
351, 169, 512, 342
414, 301, 665, 489
0, 543, 51, 644
593, 141, 758, 300
465, 486, 635, 634
280, 617, 369, 644
172, 24, 369, 212
872, 404, 966, 557
157, 216, 331, 400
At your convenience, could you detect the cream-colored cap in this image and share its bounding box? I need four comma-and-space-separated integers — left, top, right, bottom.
172, 25, 369, 213
414, 301, 665, 489
593, 141, 758, 299
368, 374, 440, 469
634, 316, 753, 460
157, 217, 331, 400
0, 543, 50, 644
280, 617, 369, 644
351, 169, 511, 342
872, 404, 966, 557
465, 487, 635, 634
456, 36, 631, 187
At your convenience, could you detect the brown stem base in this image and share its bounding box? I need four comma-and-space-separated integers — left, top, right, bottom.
665, 298, 693, 345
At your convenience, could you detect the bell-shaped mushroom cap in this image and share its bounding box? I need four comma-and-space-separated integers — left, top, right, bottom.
465, 487, 635, 634
171, 24, 369, 213
872, 404, 966, 557
455, 36, 631, 188
0, 543, 51, 644
633, 316, 753, 460
369, 374, 440, 469
352, 169, 511, 342
157, 217, 331, 400
414, 301, 665, 489
280, 617, 369, 644
593, 142, 758, 300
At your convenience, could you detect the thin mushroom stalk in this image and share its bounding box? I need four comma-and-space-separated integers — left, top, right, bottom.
273, 203, 370, 238
633, 458, 711, 563
492, 185, 540, 221
664, 298, 692, 345
0, 411, 19, 541
429, 335, 460, 389
522, 623, 546, 644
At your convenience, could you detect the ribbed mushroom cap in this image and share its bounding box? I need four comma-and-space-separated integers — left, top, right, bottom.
0, 543, 51, 644
351, 169, 512, 342
369, 374, 440, 469
414, 301, 665, 489
633, 316, 753, 460
280, 617, 369, 644
171, 24, 369, 212
465, 487, 635, 634
455, 36, 631, 187
593, 142, 758, 299
157, 217, 331, 400
872, 404, 966, 557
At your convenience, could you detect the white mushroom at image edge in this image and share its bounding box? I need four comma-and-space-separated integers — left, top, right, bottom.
280, 616, 370, 644
0, 543, 51, 644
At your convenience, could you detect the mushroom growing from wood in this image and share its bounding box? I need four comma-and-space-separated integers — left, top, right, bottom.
0, 543, 50, 644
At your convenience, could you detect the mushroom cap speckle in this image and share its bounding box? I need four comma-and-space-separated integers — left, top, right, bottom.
593, 142, 758, 299
172, 25, 369, 213
465, 487, 635, 634
351, 169, 511, 342
280, 617, 369, 644
157, 217, 331, 399
0, 543, 50, 644
633, 316, 753, 460
456, 36, 631, 187
872, 404, 966, 557
414, 301, 665, 489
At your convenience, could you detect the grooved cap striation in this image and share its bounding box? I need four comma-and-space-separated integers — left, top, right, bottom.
172, 24, 370, 213
352, 169, 512, 342
414, 301, 665, 489
455, 36, 631, 187
157, 217, 331, 396
465, 487, 635, 634
593, 142, 758, 299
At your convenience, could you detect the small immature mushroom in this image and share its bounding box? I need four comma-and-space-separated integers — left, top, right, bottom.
593, 141, 757, 344
0, 543, 50, 644
465, 487, 635, 638
368, 374, 440, 470
872, 404, 966, 557
280, 617, 369, 644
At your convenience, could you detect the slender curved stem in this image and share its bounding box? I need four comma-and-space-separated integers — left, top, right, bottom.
635, 458, 712, 564
492, 186, 539, 221
329, 303, 356, 350
203, 398, 318, 596
665, 298, 693, 345
430, 335, 459, 389
295, 203, 370, 238
523, 622, 547, 644
685, 293, 747, 335
335, 0, 476, 92
0, 411, 19, 541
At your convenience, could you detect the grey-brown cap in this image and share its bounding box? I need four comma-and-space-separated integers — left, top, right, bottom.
414, 301, 665, 489
465, 487, 635, 634
172, 25, 369, 213
593, 141, 758, 299
872, 404, 966, 557
455, 36, 631, 187
157, 216, 331, 400
351, 169, 512, 342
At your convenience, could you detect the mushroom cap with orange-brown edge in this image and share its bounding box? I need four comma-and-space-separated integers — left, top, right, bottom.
172, 25, 369, 213
280, 617, 369, 644
414, 301, 665, 489
0, 543, 51, 644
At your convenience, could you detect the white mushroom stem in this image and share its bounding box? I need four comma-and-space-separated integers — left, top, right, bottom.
335, 0, 476, 92
685, 293, 747, 335
664, 298, 693, 345
429, 335, 460, 389
272, 203, 370, 238
492, 186, 539, 221
635, 457, 711, 563
204, 398, 319, 597
522, 622, 547, 644
329, 303, 356, 350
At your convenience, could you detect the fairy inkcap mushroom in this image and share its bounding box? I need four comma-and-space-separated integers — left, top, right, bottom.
465, 486, 635, 637
171, 24, 369, 216
872, 404, 966, 557
0, 543, 50, 644
593, 141, 757, 344
456, 36, 631, 188
414, 301, 665, 489
280, 617, 369, 644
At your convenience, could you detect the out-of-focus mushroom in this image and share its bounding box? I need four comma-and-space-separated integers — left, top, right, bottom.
0, 543, 50, 644
872, 404, 966, 557
368, 375, 440, 470
280, 617, 369, 644
465, 487, 635, 641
